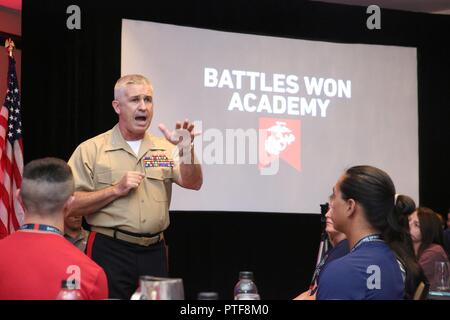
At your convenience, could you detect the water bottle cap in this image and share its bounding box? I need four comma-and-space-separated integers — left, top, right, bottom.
239, 271, 254, 280
197, 292, 219, 300
61, 279, 78, 289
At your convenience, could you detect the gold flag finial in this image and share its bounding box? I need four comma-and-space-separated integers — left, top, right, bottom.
5, 38, 15, 57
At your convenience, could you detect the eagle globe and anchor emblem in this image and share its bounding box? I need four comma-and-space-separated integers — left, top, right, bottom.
264, 121, 296, 156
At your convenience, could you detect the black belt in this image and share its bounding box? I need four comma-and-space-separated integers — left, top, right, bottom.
91, 227, 163, 247
112, 228, 161, 238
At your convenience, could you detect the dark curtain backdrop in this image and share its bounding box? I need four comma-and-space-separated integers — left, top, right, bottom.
22, 0, 450, 299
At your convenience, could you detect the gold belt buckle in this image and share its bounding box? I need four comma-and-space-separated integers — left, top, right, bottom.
138, 234, 159, 246
139, 237, 149, 246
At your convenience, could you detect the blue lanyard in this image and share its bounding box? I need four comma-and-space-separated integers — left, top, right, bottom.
311, 250, 330, 286
351, 234, 383, 252
309, 250, 330, 295
20, 223, 62, 236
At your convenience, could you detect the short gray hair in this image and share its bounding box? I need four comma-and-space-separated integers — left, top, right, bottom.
114, 74, 153, 99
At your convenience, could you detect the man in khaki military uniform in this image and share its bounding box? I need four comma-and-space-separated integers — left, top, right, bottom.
68, 74, 202, 299
64, 214, 90, 252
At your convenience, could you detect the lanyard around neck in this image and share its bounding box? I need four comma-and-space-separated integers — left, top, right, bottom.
351, 234, 383, 252
20, 223, 63, 236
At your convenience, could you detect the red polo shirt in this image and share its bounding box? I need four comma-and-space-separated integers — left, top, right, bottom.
0, 231, 108, 300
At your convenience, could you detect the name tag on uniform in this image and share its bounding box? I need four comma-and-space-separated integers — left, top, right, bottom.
144, 155, 174, 168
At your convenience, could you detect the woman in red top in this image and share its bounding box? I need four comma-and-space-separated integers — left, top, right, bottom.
409, 207, 450, 284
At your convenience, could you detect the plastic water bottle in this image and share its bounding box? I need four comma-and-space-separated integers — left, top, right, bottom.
234, 271, 260, 300
56, 280, 83, 300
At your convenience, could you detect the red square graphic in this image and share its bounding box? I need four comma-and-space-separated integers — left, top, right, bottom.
259, 117, 301, 172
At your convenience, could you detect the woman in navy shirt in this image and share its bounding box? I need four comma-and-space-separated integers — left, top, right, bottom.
317, 165, 421, 300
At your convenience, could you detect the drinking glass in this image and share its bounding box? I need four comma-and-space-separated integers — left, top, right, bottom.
431, 261, 450, 292
139, 276, 184, 300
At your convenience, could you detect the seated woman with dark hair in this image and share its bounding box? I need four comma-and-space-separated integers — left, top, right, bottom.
409, 207, 450, 284
316, 165, 423, 300
444, 209, 450, 257
384, 194, 426, 299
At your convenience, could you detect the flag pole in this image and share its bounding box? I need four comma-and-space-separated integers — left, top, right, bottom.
5, 38, 15, 58
2, 37, 23, 236
3, 38, 14, 234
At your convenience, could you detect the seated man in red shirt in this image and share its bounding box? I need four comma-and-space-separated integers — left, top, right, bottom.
0, 157, 108, 299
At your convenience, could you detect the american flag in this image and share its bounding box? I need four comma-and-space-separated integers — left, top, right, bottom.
0, 56, 24, 239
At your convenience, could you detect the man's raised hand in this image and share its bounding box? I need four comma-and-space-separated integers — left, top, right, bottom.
158, 119, 199, 146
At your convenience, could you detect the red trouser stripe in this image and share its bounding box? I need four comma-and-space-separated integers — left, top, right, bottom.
86, 231, 97, 258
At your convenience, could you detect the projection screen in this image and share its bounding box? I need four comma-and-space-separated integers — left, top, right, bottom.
121, 19, 419, 213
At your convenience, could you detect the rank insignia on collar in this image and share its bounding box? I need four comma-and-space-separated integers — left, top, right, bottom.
143, 154, 174, 168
